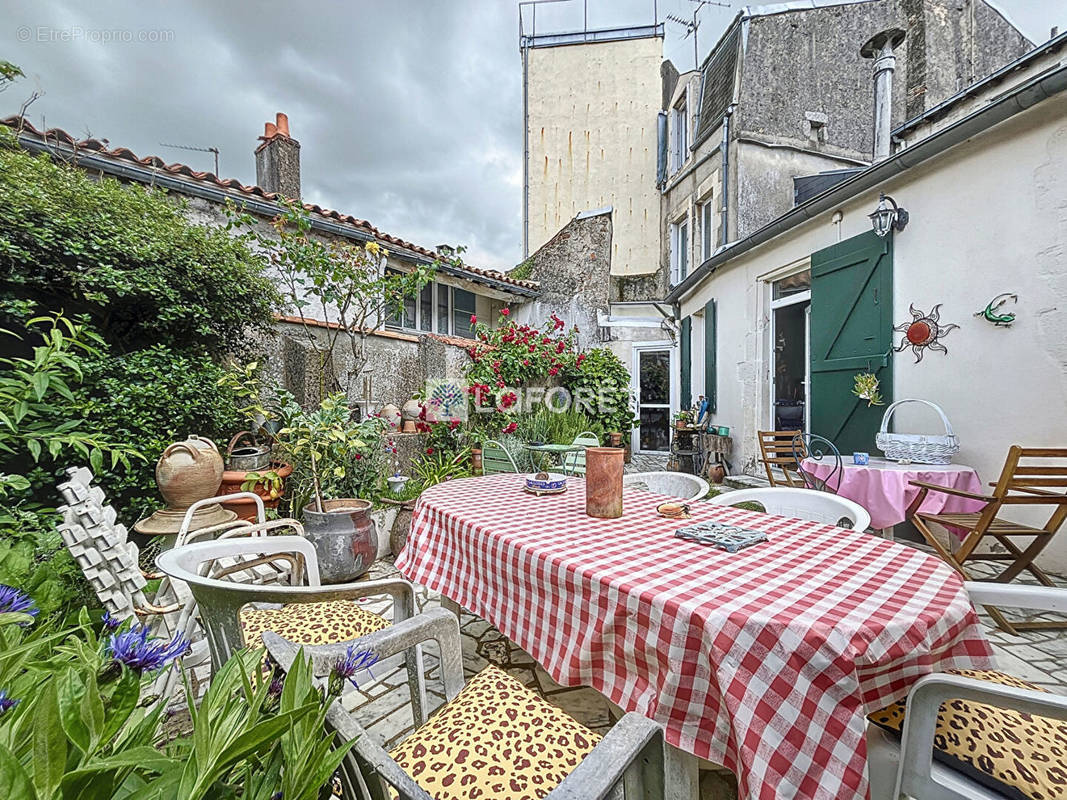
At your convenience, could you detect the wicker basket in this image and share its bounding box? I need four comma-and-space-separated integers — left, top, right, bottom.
875, 399, 960, 465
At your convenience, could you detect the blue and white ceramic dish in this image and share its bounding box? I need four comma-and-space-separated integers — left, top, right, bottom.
524, 472, 567, 494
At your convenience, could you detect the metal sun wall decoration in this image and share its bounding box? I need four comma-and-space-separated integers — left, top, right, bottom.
893, 303, 960, 362
975, 292, 1018, 327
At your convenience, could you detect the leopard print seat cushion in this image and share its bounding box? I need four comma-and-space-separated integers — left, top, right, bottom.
389, 664, 601, 800
239, 600, 389, 648
868, 669, 1067, 800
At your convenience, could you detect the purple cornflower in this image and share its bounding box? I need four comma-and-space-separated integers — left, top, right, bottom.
328, 645, 380, 694
0, 689, 18, 716
106, 626, 190, 673
101, 611, 122, 631
0, 584, 38, 625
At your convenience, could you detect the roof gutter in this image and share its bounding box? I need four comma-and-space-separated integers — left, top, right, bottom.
13, 132, 538, 299
666, 61, 1067, 304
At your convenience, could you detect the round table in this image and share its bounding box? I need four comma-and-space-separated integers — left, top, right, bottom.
524, 443, 583, 472
801, 456, 987, 533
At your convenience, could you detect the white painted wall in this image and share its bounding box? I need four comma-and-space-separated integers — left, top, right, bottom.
680, 91, 1067, 568
526, 35, 663, 276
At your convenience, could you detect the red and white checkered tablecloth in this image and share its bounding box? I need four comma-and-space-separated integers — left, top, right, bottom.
396, 474, 995, 800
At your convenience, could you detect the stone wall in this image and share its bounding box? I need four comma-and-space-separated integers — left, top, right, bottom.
514, 210, 614, 348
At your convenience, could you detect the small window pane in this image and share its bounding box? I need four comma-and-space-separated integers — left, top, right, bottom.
419, 283, 432, 331
437, 284, 450, 333
385, 268, 404, 329
452, 288, 476, 339
679, 221, 689, 279
773, 269, 811, 299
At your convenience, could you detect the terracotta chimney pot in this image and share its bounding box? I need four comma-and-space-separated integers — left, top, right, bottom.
275, 112, 290, 137
263, 122, 278, 139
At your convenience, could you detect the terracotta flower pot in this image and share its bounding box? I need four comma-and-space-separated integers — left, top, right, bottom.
219, 462, 293, 521
585, 447, 623, 519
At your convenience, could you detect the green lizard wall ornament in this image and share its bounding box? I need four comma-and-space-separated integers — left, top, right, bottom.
974, 293, 1018, 327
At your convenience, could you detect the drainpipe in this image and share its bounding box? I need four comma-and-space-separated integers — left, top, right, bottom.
861, 28, 906, 162
522, 42, 530, 258
719, 104, 734, 246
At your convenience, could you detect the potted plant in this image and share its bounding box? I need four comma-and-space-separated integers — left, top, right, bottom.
216, 361, 293, 520
275, 391, 385, 583
674, 410, 694, 430
387, 472, 410, 493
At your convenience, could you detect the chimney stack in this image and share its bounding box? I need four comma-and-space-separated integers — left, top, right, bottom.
255, 112, 301, 199
861, 28, 906, 162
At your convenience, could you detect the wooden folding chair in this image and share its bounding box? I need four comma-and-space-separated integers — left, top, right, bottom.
757, 430, 807, 487
907, 446, 1067, 633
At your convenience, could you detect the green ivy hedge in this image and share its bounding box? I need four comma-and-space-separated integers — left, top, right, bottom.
0, 135, 281, 356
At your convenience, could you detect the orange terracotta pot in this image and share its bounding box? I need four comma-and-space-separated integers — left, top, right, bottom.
585, 447, 624, 519
219, 462, 294, 521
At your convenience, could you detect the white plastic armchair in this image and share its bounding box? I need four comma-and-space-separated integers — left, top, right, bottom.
156, 536, 426, 721
708, 487, 872, 531
623, 471, 710, 501
867, 582, 1067, 800
263, 607, 665, 800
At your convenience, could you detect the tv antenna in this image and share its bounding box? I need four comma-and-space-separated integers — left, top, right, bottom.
667, 0, 730, 70
159, 142, 220, 175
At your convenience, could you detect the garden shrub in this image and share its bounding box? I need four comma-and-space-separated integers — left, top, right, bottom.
0, 138, 281, 356
0, 505, 93, 619
465, 312, 635, 441
67, 345, 246, 523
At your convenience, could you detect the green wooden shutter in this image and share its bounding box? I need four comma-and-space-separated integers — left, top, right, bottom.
704, 299, 717, 413
809, 231, 893, 455
680, 316, 692, 409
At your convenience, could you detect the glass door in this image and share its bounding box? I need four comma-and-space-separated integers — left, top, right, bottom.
634, 348, 673, 453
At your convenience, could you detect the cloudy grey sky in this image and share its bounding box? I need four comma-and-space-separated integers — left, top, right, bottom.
2, 1, 1061, 269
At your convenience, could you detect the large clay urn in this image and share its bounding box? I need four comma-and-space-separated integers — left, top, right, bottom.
585, 447, 624, 519
156, 436, 224, 511
134, 435, 235, 538
302, 499, 378, 583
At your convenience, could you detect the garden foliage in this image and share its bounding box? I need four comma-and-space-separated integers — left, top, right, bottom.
0, 591, 352, 800
0, 136, 281, 356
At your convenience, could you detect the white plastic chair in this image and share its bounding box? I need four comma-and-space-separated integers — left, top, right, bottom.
623, 471, 710, 501
867, 582, 1067, 800
707, 486, 872, 531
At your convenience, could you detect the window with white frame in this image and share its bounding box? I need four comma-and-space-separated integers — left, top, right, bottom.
669, 95, 688, 174
669, 216, 689, 285
700, 198, 716, 262
385, 277, 478, 339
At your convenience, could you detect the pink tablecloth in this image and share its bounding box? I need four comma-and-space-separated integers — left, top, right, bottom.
396, 474, 995, 800
802, 457, 987, 531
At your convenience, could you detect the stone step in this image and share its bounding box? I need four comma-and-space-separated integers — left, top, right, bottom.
723, 474, 771, 490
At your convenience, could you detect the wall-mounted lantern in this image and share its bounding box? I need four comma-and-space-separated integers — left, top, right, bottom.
869, 193, 909, 237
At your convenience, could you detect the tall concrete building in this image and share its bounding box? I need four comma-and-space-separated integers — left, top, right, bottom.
522, 22, 664, 278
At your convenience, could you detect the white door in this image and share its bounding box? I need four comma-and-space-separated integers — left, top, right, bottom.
632, 345, 674, 453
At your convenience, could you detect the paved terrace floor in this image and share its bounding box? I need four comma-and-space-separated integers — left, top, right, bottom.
348, 464, 1067, 798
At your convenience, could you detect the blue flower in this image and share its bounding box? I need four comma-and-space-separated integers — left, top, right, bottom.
0, 689, 18, 715
0, 584, 38, 624
330, 645, 380, 692
106, 626, 190, 673
101, 611, 122, 631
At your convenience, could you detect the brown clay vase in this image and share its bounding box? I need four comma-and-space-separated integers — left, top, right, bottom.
707, 462, 726, 484
608, 431, 623, 448
302, 498, 377, 583
585, 447, 624, 519
471, 447, 483, 474
156, 436, 224, 510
